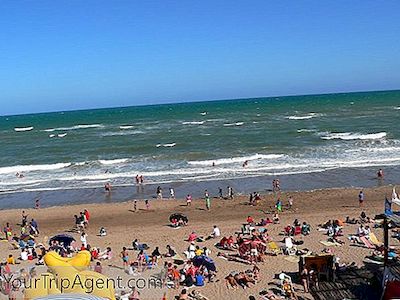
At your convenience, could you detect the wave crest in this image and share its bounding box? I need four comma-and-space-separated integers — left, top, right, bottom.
321, 132, 387, 140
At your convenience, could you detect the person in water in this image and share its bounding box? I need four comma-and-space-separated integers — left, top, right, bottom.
377, 169, 384, 178
105, 182, 112, 193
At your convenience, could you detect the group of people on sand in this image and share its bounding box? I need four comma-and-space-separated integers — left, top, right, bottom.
74, 209, 90, 231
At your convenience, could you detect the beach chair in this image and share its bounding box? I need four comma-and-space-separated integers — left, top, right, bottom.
360, 236, 375, 249
369, 232, 382, 246
267, 241, 281, 255
283, 237, 297, 255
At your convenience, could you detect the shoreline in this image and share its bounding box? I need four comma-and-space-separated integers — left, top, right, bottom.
0, 165, 399, 210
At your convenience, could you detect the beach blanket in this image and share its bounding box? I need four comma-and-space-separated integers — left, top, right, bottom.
267, 241, 281, 254
360, 236, 375, 249
369, 232, 382, 246
320, 241, 341, 247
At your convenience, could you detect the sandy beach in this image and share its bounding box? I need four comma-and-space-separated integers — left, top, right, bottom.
1, 184, 397, 299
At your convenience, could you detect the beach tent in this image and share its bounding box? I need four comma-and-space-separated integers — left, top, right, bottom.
192, 255, 216, 272
49, 234, 75, 247
169, 213, 188, 223
238, 239, 267, 258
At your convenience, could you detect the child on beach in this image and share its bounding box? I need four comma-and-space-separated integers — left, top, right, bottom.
120, 247, 129, 269
275, 199, 282, 212
170, 188, 175, 199
133, 200, 137, 212
288, 196, 293, 209
145, 199, 149, 210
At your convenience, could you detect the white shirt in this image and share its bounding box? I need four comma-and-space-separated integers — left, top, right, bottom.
213, 227, 221, 237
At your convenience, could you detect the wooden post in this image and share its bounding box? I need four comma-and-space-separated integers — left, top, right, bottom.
384, 217, 389, 266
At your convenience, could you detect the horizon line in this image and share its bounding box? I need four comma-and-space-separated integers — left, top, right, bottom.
1, 88, 399, 118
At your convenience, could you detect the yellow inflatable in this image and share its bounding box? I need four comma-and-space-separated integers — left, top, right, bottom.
24, 250, 115, 300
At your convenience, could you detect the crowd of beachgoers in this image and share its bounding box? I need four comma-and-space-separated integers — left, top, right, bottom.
0, 171, 397, 300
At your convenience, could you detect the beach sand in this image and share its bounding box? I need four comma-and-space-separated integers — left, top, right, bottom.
0, 185, 397, 299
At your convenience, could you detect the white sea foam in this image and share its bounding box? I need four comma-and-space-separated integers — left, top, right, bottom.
395, 107, 400, 110
287, 113, 321, 120
181, 121, 205, 125
49, 134, 55, 138
200, 112, 207, 115
223, 122, 244, 127
44, 128, 55, 132
321, 132, 387, 140
14, 126, 33, 132
297, 129, 316, 133
188, 154, 283, 166
0, 163, 71, 174
101, 130, 144, 137
99, 158, 129, 165
51, 124, 104, 131
156, 143, 176, 148
57, 133, 67, 138
119, 125, 134, 130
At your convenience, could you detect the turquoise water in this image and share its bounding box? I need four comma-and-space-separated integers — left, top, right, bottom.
0, 90, 399, 194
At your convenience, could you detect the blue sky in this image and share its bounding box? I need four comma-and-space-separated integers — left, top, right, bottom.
0, 1, 399, 115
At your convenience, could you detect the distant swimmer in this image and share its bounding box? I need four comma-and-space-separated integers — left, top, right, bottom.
242, 160, 249, 168
212, 162, 216, 167
16, 172, 24, 178
105, 169, 111, 174
139, 175, 144, 184
377, 169, 384, 179
105, 182, 112, 193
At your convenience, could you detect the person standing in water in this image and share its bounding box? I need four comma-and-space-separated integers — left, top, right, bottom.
205, 190, 211, 210
169, 188, 175, 200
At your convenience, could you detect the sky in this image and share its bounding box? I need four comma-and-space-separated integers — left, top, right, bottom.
0, 1, 399, 115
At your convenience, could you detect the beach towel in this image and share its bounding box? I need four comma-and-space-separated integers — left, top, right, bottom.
363, 257, 384, 265
369, 232, 382, 246
320, 241, 341, 247
360, 236, 375, 249
268, 241, 281, 254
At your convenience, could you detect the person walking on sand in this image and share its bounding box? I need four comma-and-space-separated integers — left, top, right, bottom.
186, 194, 192, 206
359, 191, 365, 207
145, 199, 150, 210
205, 190, 211, 210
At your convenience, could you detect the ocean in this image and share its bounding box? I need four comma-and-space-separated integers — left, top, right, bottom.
1, 90, 399, 208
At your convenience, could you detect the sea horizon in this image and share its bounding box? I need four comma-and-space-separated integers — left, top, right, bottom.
2, 88, 399, 117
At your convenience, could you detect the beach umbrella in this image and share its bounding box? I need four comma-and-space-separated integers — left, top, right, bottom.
49, 234, 75, 247
169, 213, 188, 223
